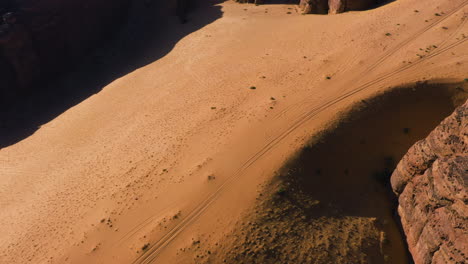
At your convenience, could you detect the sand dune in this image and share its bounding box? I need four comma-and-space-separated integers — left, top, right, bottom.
0, 0, 467, 263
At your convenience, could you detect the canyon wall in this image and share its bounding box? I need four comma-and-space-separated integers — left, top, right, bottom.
391, 99, 467, 264
0, 0, 133, 103
0, 0, 198, 106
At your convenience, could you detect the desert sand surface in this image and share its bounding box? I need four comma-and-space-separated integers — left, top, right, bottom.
1, 0, 467, 263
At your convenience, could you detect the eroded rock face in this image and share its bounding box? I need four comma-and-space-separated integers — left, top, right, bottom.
299, 0, 329, 14
328, 0, 346, 14
299, 0, 380, 14
391, 100, 468, 264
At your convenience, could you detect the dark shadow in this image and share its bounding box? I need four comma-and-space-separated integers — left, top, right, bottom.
275, 82, 468, 263
283, 82, 467, 219
0, 0, 224, 149
364, 0, 397, 12
263, 0, 299, 4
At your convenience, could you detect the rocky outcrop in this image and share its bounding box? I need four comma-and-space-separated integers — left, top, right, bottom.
327, 0, 346, 14
299, 0, 329, 14
299, 0, 380, 14
0, 0, 132, 103
391, 100, 468, 264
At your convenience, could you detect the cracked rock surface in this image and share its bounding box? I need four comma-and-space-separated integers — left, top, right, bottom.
391, 99, 468, 264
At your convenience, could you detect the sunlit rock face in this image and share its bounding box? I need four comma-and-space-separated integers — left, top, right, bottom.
391, 100, 468, 264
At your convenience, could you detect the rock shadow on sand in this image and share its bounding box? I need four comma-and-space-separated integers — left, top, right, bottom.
220, 81, 467, 264
272, 81, 468, 263
0, 0, 225, 148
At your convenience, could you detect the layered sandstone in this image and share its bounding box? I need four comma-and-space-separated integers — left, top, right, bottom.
391, 100, 468, 264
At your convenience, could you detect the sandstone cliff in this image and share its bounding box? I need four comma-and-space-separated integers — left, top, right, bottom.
391, 100, 468, 264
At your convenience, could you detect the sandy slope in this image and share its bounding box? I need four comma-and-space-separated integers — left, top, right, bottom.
0, 0, 467, 263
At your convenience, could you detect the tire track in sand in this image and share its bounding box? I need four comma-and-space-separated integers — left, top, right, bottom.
274, 0, 467, 120
132, 35, 467, 264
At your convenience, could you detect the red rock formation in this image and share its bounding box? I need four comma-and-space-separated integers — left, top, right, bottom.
328, 0, 346, 14
391, 100, 468, 264
299, 0, 329, 14
299, 0, 380, 14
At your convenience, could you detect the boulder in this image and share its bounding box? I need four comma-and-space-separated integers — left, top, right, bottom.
391, 100, 468, 264
328, 0, 346, 14
299, 0, 329, 14
299, 0, 380, 14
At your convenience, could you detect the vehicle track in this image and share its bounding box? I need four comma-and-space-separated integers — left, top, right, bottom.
361, 0, 467, 76
132, 33, 467, 264
129, 3, 468, 262
274, 0, 467, 120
